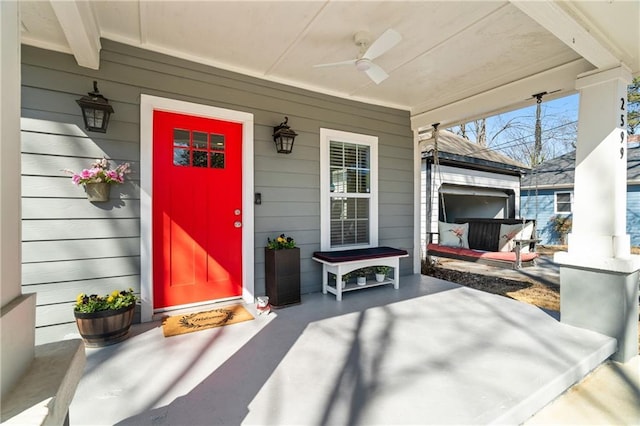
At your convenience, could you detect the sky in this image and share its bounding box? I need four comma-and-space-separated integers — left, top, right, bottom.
476, 93, 580, 163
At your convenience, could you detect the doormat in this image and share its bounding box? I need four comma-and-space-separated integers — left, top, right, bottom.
162, 304, 254, 337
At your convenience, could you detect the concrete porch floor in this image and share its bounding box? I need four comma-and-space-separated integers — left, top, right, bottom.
69, 274, 620, 425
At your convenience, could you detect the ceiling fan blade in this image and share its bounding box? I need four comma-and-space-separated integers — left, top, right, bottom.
313, 59, 357, 68
364, 28, 401, 60
365, 63, 389, 84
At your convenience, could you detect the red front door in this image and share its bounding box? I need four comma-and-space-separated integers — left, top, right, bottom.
152, 110, 243, 309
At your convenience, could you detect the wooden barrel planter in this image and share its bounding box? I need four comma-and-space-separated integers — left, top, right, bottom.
74, 304, 135, 348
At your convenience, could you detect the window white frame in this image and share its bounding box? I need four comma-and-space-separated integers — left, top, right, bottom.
320, 128, 378, 251
554, 191, 573, 214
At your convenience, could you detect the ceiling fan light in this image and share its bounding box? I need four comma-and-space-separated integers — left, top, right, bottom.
356, 59, 371, 72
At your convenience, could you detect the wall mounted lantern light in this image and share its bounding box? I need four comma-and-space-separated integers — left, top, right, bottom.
272, 116, 298, 154
76, 81, 114, 133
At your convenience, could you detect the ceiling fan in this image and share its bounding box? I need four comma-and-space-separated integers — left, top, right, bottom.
313, 29, 402, 85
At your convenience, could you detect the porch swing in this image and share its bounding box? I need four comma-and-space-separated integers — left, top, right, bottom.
425, 102, 543, 269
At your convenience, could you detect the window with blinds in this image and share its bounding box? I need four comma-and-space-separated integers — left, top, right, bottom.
329, 142, 370, 246
320, 129, 378, 250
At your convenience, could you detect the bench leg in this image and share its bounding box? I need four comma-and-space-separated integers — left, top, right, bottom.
322, 266, 328, 294
392, 259, 400, 289
336, 266, 343, 301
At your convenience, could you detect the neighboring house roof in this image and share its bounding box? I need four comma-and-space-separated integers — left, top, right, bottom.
522, 141, 640, 189
421, 129, 529, 175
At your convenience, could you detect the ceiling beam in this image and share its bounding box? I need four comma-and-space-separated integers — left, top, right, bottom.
410, 58, 593, 131
49, 0, 101, 70
510, 0, 620, 70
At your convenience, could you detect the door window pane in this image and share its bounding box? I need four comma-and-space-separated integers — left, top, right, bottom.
211, 134, 225, 151
192, 151, 207, 168
173, 129, 190, 147
210, 153, 225, 168
173, 148, 190, 166
193, 131, 208, 149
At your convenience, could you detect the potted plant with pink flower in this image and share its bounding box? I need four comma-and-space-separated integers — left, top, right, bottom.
65, 157, 131, 202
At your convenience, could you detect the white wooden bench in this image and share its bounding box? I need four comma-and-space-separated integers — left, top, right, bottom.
312, 247, 409, 301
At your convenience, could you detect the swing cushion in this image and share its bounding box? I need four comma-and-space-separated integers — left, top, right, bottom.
498, 222, 534, 253
427, 244, 539, 263
438, 221, 470, 248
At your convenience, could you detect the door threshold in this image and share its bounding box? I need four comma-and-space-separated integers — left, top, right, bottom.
152, 297, 244, 321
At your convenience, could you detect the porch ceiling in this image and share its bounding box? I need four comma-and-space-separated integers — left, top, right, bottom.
19, 1, 640, 129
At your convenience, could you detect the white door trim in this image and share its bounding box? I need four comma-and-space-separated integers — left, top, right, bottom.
139, 94, 255, 322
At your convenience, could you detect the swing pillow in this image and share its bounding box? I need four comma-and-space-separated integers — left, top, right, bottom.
499, 222, 534, 253
438, 221, 470, 248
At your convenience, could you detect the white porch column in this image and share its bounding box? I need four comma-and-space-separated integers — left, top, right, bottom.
0, 0, 36, 397
556, 65, 640, 362
1, 6, 85, 425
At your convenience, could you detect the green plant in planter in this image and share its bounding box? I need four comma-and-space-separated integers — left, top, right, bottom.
266, 233, 296, 249
375, 266, 391, 275
75, 288, 137, 313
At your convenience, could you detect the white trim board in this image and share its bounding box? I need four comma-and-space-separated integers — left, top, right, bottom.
139, 94, 255, 322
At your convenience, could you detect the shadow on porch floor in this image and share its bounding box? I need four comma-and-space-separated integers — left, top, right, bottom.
70, 274, 616, 425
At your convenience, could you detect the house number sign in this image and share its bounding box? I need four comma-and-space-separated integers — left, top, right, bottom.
620, 96, 627, 160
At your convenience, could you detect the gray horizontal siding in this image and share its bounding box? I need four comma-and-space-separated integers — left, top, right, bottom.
21, 39, 413, 344
23, 218, 140, 241
23, 257, 141, 285
22, 199, 140, 219
25, 276, 141, 305
23, 238, 140, 263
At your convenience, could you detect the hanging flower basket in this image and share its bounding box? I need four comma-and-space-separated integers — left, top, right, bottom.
64, 157, 131, 203
85, 182, 111, 202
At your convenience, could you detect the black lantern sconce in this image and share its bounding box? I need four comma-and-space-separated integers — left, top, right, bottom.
272, 116, 298, 154
76, 81, 114, 133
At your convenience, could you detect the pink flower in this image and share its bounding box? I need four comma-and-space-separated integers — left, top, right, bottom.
64, 158, 131, 186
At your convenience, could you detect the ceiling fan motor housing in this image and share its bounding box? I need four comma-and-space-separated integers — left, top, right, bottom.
356, 58, 371, 71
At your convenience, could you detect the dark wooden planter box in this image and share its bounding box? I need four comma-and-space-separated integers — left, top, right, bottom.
265, 247, 301, 307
